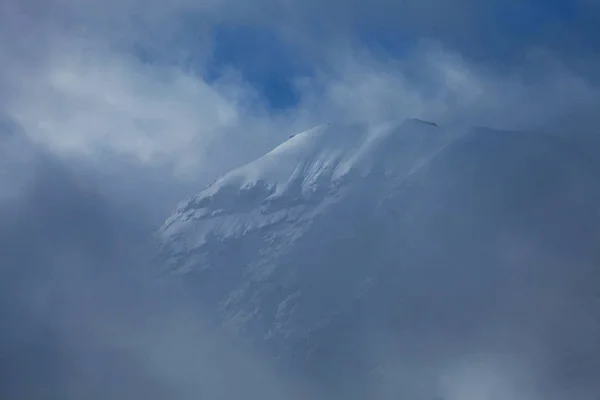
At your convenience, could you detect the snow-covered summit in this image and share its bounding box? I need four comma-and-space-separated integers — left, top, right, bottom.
159, 119, 453, 258
208, 119, 443, 196
173, 118, 446, 211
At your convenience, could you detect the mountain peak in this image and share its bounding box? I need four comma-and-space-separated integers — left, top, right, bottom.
191, 119, 446, 205
159, 119, 455, 271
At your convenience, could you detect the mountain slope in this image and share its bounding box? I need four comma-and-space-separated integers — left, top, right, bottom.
158, 120, 600, 399
159, 119, 452, 271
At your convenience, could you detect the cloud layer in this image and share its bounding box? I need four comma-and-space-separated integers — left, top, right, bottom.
2, 0, 600, 180
1, 1, 600, 399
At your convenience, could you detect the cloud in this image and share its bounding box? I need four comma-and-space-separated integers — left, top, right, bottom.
7, 43, 244, 173
0, 136, 312, 400
208, 0, 600, 62
6, 34, 600, 176
292, 41, 600, 134
2, 0, 600, 182
1, 1, 600, 398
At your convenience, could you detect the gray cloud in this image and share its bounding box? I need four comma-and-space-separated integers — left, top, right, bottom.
1, 1, 600, 399
0, 134, 312, 400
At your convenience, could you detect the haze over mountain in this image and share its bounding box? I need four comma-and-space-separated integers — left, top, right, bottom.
3, 0, 600, 399
1, 114, 599, 400
159, 119, 600, 399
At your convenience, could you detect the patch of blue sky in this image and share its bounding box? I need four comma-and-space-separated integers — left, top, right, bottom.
206, 26, 313, 110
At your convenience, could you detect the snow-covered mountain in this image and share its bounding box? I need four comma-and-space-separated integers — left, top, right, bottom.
159, 119, 453, 266
158, 119, 600, 399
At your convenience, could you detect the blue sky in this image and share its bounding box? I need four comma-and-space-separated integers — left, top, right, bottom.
207, 26, 308, 109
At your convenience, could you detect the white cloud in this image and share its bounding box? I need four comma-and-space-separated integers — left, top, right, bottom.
5, 41, 261, 177
297, 42, 600, 133
2, 0, 600, 186
7, 35, 600, 183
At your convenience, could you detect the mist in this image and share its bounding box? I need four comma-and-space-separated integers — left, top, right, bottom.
0, 131, 316, 399
1, 0, 600, 399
